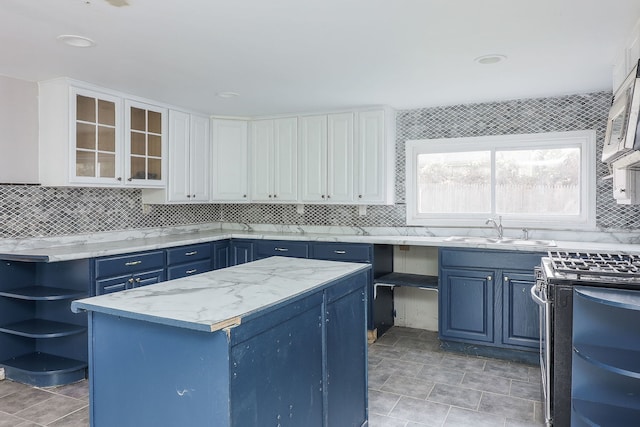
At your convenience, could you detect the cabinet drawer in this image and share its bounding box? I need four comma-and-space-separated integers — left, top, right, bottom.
95, 251, 165, 278
166, 243, 211, 266
167, 260, 212, 280
96, 274, 130, 295
311, 243, 372, 263
254, 240, 309, 259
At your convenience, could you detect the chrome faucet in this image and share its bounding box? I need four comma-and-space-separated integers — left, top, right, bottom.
485, 216, 503, 239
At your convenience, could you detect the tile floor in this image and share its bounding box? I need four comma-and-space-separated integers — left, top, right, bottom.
0, 326, 543, 426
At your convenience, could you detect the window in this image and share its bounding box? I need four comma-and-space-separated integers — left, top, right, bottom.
405, 131, 596, 229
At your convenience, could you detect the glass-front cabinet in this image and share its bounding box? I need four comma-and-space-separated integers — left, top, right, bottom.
125, 101, 167, 186
72, 88, 121, 183
39, 78, 167, 188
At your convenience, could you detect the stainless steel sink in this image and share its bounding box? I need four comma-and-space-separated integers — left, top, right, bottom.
445, 236, 556, 247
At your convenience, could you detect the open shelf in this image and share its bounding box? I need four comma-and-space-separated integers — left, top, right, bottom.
0, 286, 86, 301
0, 319, 86, 339
572, 398, 640, 427
574, 343, 640, 379
1, 352, 87, 387
373, 272, 438, 289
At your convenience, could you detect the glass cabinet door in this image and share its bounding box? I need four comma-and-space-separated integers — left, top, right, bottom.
73, 90, 121, 183
126, 101, 166, 185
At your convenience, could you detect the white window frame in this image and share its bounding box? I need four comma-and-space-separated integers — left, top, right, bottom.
405, 130, 597, 230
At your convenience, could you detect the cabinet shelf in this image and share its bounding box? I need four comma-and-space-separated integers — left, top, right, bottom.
572, 398, 640, 427
0, 319, 86, 339
0, 286, 85, 301
574, 343, 640, 379
0, 352, 87, 387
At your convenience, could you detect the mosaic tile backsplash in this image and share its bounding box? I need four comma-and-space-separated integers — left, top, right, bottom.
2, 91, 638, 239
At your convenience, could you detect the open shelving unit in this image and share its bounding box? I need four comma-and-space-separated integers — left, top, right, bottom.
0, 260, 91, 387
572, 287, 640, 426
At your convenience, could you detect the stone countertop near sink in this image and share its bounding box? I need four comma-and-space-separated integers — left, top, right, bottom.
1, 222, 640, 262
71, 256, 370, 332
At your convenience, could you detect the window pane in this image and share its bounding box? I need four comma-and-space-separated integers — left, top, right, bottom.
417, 151, 491, 213
495, 148, 580, 214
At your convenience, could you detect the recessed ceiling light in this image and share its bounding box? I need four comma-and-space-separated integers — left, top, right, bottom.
216, 91, 240, 99
57, 35, 96, 48
474, 54, 507, 65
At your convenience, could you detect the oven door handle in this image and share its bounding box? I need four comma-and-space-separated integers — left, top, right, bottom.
530, 284, 547, 306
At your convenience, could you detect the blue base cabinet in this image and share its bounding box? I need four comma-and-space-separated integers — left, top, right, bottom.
86, 269, 368, 427
571, 287, 640, 426
439, 248, 542, 361
0, 259, 90, 386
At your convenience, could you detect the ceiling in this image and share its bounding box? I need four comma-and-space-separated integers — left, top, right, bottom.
2, 0, 640, 117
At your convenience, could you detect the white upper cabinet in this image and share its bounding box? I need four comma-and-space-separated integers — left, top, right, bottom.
298, 109, 394, 205
211, 118, 249, 202
355, 109, 395, 205
250, 117, 298, 202
142, 110, 209, 204
613, 17, 640, 92
38, 78, 167, 188
124, 100, 167, 186
299, 113, 354, 203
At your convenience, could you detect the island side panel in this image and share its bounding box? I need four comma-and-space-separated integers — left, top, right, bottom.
325, 271, 368, 426
88, 312, 230, 427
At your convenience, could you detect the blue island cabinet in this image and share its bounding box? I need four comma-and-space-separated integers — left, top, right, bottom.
80, 258, 369, 427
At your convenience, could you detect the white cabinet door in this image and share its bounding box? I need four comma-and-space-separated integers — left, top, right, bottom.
189, 115, 210, 202
211, 119, 249, 202
124, 100, 167, 187
327, 113, 354, 203
167, 110, 191, 202
273, 118, 298, 202
250, 120, 274, 202
299, 115, 328, 202
356, 109, 394, 204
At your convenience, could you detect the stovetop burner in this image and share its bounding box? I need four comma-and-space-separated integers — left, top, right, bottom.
547, 251, 640, 279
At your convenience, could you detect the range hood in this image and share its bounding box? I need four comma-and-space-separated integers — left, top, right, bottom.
602, 59, 640, 164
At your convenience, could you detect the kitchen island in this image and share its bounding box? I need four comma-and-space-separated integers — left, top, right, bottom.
71, 256, 370, 427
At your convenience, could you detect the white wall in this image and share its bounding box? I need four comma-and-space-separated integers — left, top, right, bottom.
0, 75, 39, 183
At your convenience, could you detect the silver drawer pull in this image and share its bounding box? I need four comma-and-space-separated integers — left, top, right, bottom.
186, 269, 198, 274
185, 251, 198, 256
275, 247, 289, 252
333, 250, 346, 254
125, 261, 142, 266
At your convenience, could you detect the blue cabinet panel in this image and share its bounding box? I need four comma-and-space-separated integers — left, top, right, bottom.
440, 268, 494, 343
230, 305, 324, 427
167, 260, 212, 280
326, 285, 367, 426
254, 240, 309, 260
96, 269, 164, 295
166, 243, 211, 265
95, 250, 164, 278
502, 271, 539, 348
213, 240, 231, 270
230, 240, 255, 266
311, 242, 372, 263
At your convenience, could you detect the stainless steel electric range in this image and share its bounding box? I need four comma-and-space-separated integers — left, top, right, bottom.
531, 251, 640, 427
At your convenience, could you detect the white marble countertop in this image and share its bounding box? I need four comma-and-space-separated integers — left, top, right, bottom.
2, 223, 640, 262
71, 257, 369, 332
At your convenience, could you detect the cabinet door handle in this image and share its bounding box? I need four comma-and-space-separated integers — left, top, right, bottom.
327, 195, 331, 199
185, 251, 198, 256
186, 269, 198, 274
125, 260, 142, 266
127, 177, 133, 182
117, 177, 122, 181
487, 275, 492, 281
504, 276, 509, 282
321, 195, 325, 199
275, 247, 289, 252
135, 277, 141, 283
333, 250, 346, 254
187, 194, 191, 198
128, 278, 135, 284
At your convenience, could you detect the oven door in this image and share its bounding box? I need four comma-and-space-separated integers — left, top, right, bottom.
531, 280, 552, 426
